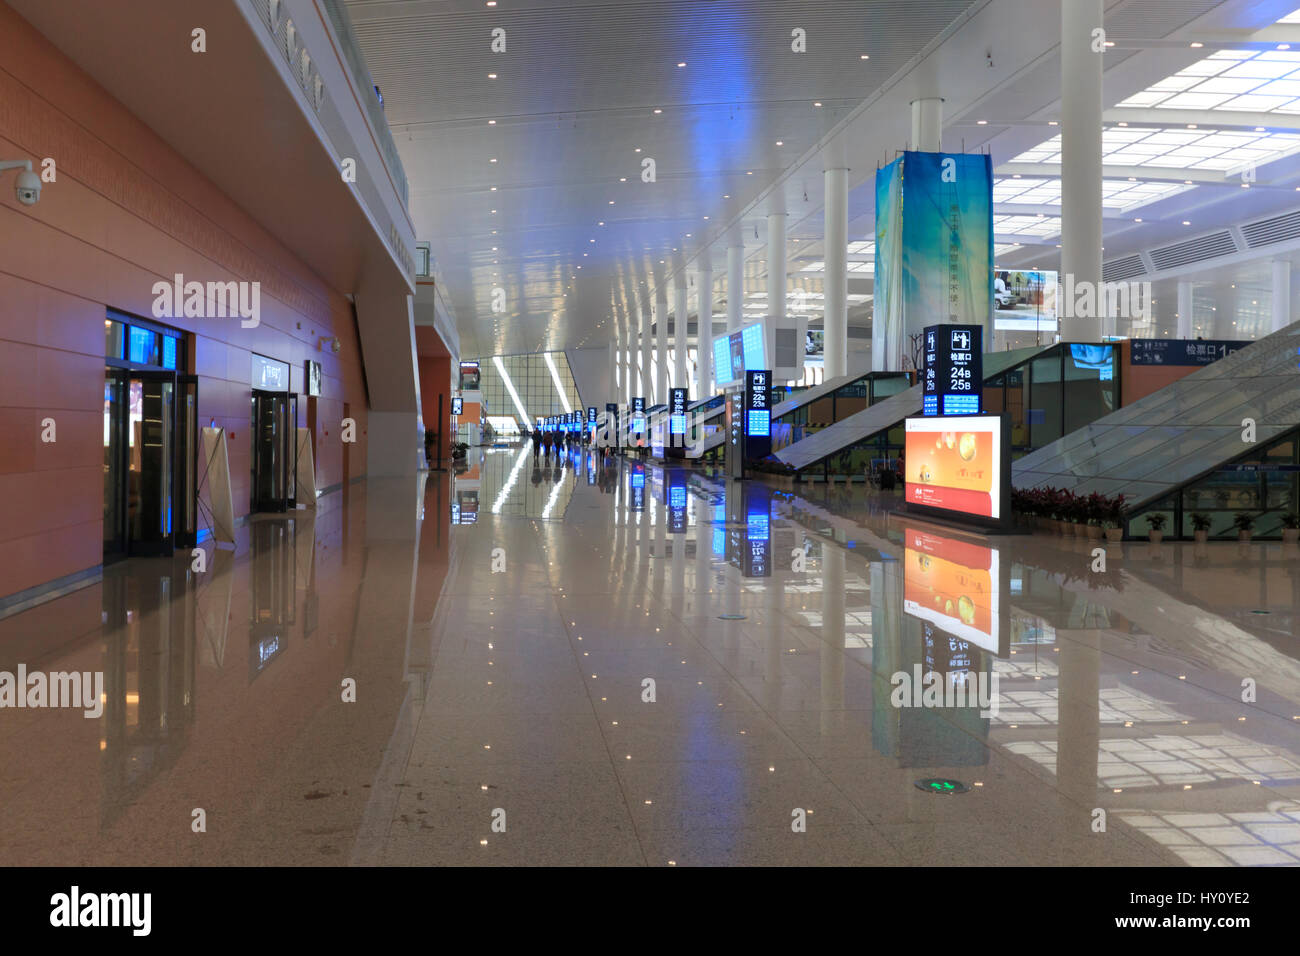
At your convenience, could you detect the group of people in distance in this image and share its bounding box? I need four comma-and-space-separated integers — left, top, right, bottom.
531, 425, 584, 461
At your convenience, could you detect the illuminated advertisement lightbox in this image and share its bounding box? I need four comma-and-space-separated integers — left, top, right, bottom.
904, 414, 1011, 530
902, 526, 1001, 654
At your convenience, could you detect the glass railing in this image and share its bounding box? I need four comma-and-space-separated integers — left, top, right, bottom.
771, 371, 910, 453
321, 0, 409, 206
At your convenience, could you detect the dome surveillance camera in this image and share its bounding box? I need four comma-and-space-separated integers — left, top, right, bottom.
331, 337, 342, 354
14, 169, 40, 206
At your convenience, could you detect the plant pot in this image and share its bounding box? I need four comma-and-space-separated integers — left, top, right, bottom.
1193, 530, 1208, 544
1105, 528, 1123, 543
1238, 530, 1252, 542
1086, 524, 1102, 540
1148, 530, 1163, 544
1283, 528, 1299, 544
1072, 523, 1088, 538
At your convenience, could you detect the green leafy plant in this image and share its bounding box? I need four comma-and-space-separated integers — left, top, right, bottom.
1281, 512, 1300, 530
1190, 512, 1212, 532
1233, 512, 1255, 532
1144, 512, 1168, 531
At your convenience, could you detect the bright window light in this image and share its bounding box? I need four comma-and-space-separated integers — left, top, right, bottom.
1114, 47, 1300, 117
1011, 124, 1300, 174
994, 176, 1190, 212
493, 355, 532, 428
543, 351, 573, 414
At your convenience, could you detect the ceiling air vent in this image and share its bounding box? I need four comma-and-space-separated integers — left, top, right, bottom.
1241, 208, 1300, 248
1102, 254, 1145, 283
1148, 230, 1236, 272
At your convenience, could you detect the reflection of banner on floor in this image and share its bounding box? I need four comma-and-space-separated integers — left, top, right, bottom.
200, 427, 236, 544
296, 427, 316, 508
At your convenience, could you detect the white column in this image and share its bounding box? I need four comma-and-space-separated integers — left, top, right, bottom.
767, 213, 786, 373
1059, 0, 1104, 343
640, 297, 651, 403
656, 286, 669, 403
674, 277, 689, 396
824, 166, 849, 380
910, 97, 943, 152
608, 339, 616, 407
698, 266, 714, 395
1177, 280, 1193, 339
727, 243, 744, 333
1272, 259, 1292, 333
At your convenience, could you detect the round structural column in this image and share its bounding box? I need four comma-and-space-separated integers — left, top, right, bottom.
824, 166, 849, 380
674, 277, 689, 395
727, 243, 744, 333
698, 267, 714, 395
767, 213, 787, 372
910, 97, 943, 152
1059, 0, 1104, 342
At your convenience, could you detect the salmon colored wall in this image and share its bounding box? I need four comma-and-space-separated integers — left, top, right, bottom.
1117, 340, 1202, 405
418, 355, 452, 463
0, 5, 369, 600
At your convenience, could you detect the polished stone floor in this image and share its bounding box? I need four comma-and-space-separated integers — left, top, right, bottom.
2, 443, 1299, 865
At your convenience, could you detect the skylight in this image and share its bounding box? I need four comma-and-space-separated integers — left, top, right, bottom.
1010, 124, 1300, 174
994, 176, 1190, 211
1115, 49, 1300, 116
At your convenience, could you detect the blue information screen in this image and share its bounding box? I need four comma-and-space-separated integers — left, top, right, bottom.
669, 414, 687, 435
741, 324, 765, 372
942, 394, 980, 415
669, 486, 686, 508
713, 337, 734, 385
746, 512, 770, 541
128, 326, 155, 364
161, 335, 177, 370
746, 409, 770, 436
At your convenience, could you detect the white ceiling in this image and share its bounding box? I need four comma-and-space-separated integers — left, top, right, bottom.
347, 0, 1300, 357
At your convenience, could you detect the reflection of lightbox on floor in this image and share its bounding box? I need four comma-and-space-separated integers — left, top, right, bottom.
902, 414, 1013, 533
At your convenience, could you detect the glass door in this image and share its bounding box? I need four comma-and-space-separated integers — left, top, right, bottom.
130, 371, 177, 556
104, 368, 128, 561
252, 390, 290, 513
287, 393, 298, 509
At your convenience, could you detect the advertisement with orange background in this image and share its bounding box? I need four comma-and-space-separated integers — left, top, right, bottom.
904, 417, 1001, 518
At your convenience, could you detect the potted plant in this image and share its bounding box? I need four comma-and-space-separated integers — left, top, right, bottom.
1103, 494, 1126, 542
1233, 512, 1254, 542
1282, 512, 1300, 544
1085, 493, 1105, 540
1144, 512, 1167, 544
1190, 512, 1212, 544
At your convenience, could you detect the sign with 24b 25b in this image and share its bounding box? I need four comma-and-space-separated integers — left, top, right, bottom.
922, 324, 983, 416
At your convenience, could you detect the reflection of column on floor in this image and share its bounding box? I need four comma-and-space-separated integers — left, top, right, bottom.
694, 495, 712, 629
671, 520, 685, 626
820, 543, 846, 720
360, 476, 422, 684
870, 558, 903, 756
654, 500, 668, 601
763, 573, 785, 714
1057, 628, 1101, 819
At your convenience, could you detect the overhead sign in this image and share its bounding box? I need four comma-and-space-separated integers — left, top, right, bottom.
631, 396, 646, 433
1129, 338, 1245, 366
744, 369, 773, 462
904, 414, 1010, 529
251, 353, 289, 392
459, 361, 481, 391
922, 324, 982, 416
451, 396, 463, 416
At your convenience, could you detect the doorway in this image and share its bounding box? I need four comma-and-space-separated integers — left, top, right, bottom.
250, 390, 298, 513
103, 368, 199, 561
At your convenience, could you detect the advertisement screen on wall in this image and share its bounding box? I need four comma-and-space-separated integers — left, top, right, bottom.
459, 361, 481, 391
993, 269, 1058, 332
904, 415, 1010, 528
902, 525, 1001, 655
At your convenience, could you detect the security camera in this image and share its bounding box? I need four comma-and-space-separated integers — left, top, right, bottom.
1, 159, 40, 206
15, 169, 40, 205
330, 337, 341, 354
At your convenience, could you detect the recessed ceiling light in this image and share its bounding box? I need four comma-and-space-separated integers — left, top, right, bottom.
491, 209, 497, 213
813, 101, 822, 107
1186, 123, 1197, 129
608, 200, 615, 204
1182, 220, 1191, 225
1118, 121, 1128, 127
976, 119, 988, 125
859, 54, 869, 60
724, 194, 730, 198
1134, 217, 1142, 222
599, 221, 605, 225
1184, 180, 1192, 185
746, 171, 753, 175
677, 62, 686, 68
489, 158, 497, 163
1189, 41, 1203, 48
1048, 120, 1058, 126
1281, 44, 1292, 51
488, 73, 498, 79
775, 140, 784, 145
488, 119, 496, 125
653, 108, 663, 114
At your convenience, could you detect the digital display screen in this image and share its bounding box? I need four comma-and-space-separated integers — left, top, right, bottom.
746, 512, 769, 541
902, 526, 999, 653
670, 414, 687, 435
451, 397, 463, 415
632, 416, 646, 432
746, 410, 770, 436
712, 323, 765, 387
161, 334, 177, 370
128, 326, 156, 365
904, 415, 1004, 520
922, 324, 982, 418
